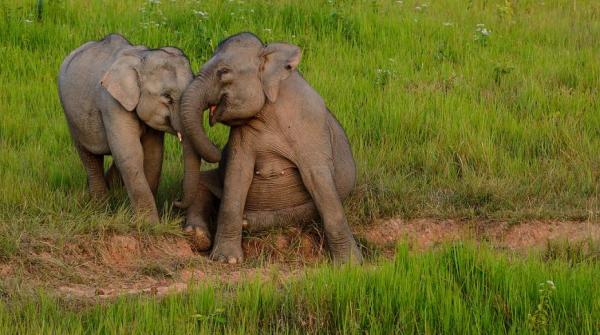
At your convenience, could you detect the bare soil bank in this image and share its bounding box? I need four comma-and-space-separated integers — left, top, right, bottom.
1, 219, 597, 300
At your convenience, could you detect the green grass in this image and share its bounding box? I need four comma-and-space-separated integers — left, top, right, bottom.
0, 2, 599, 331
0, 243, 598, 334
1, 0, 600, 255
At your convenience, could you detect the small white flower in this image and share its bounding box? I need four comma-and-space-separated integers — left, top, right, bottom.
443, 22, 452, 26
476, 23, 485, 27
396, 0, 403, 3
415, 6, 422, 10
149, 0, 161, 4
263, 28, 272, 33
421, 3, 428, 7
24, 19, 33, 23
193, 10, 208, 18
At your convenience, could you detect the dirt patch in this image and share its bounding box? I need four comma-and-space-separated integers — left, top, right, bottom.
242, 226, 325, 263
357, 219, 599, 251
102, 235, 141, 268
1, 219, 598, 300
358, 219, 469, 250
485, 221, 599, 250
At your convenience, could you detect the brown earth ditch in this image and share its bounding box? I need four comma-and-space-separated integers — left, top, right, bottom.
0, 219, 598, 301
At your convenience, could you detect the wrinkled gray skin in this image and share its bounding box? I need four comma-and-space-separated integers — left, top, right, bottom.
179, 33, 362, 264
58, 34, 196, 223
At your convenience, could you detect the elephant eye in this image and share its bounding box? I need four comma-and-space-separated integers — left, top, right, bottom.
217, 68, 230, 77
162, 93, 174, 104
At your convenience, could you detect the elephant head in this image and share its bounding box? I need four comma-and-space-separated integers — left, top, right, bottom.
178, 32, 301, 207
100, 46, 193, 137
100, 45, 217, 209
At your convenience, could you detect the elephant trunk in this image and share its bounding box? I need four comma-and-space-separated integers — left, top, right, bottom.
177, 72, 221, 209
175, 137, 201, 209
180, 73, 221, 163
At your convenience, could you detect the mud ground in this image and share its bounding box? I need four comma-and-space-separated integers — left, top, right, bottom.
1, 219, 597, 300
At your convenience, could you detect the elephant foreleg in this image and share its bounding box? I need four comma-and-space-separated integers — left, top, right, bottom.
210, 142, 255, 264
103, 108, 159, 223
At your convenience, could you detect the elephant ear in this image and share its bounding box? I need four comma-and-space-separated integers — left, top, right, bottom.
260, 43, 302, 103
100, 54, 142, 111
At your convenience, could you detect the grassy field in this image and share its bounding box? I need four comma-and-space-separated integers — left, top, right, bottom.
1, 243, 598, 334
1, 0, 600, 253
1, 0, 599, 333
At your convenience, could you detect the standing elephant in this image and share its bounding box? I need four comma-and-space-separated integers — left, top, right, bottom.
58, 34, 204, 223
178, 32, 362, 264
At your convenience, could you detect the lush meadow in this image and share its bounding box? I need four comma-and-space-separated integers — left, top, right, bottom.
1, 0, 599, 332
1, 0, 600, 252
0, 243, 598, 334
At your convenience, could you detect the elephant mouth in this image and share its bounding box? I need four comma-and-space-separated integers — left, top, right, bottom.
208, 97, 252, 127
209, 104, 218, 127
209, 94, 226, 127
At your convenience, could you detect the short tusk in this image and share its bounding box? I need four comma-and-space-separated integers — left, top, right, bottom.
177, 132, 183, 142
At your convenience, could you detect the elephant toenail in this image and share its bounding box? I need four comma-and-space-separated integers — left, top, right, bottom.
228, 257, 237, 264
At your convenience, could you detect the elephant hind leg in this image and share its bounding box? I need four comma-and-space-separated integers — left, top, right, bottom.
75, 142, 109, 201
105, 162, 123, 190
242, 202, 319, 233
141, 128, 164, 196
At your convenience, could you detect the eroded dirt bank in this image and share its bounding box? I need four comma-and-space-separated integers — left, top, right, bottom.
1, 219, 597, 300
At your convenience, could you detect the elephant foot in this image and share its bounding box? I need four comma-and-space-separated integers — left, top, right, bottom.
184, 225, 212, 251
210, 238, 243, 264
89, 184, 109, 203
183, 219, 212, 251
330, 240, 363, 265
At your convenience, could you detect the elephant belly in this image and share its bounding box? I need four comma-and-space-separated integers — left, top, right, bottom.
68, 109, 110, 155
244, 158, 312, 212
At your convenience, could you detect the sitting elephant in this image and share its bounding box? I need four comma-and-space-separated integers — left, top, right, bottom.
58, 34, 206, 223
177, 32, 363, 264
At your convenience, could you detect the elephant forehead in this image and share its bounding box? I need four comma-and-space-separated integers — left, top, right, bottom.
143, 68, 178, 88
219, 53, 260, 71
